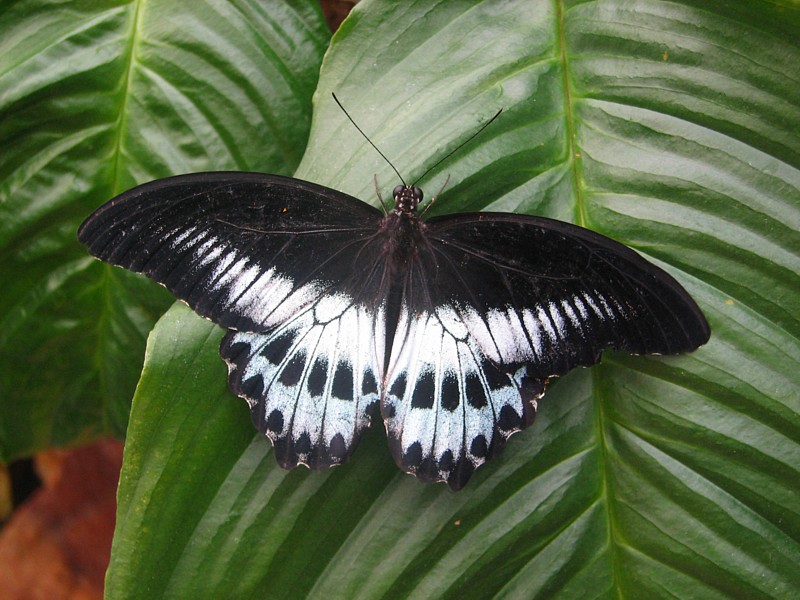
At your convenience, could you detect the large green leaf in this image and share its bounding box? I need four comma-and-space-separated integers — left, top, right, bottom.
107, 0, 800, 596
0, 0, 329, 459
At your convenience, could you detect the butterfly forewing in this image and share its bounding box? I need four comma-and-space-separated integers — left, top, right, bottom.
77, 172, 386, 332
424, 213, 710, 361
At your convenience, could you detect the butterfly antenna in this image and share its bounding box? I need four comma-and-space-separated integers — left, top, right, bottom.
411, 108, 503, 188
332, 93, 406, 186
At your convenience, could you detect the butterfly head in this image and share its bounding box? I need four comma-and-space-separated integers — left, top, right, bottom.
393, 184, 423, 216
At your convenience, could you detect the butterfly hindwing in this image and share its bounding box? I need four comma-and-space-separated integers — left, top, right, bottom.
383, 303, 542, 490
220, 291, 386, 469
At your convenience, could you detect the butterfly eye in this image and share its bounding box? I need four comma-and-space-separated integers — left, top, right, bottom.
393, 184, 405, 198
412, 186, 423, 202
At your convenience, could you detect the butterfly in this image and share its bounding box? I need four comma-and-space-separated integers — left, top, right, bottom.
78, 164, 710, 490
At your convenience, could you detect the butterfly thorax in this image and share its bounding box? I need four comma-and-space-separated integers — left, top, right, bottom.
380, 184, 431, 264
378, 183, 429, 267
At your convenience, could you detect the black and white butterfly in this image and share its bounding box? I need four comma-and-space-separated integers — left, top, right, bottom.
78, 167, 709, 490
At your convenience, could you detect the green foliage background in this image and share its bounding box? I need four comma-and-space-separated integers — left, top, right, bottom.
1, 0, 798, 597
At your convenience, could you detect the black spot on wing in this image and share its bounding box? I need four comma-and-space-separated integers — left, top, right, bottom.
240, 374, 264, 399
417, 457, 439, 482
465, 371, 487, 409
279, 352, 306, 386
295, 432, 312, 456
470, 435, 488, 459
307, 357, 327, 397
361, 369, 378, 395
389, 372, 407, 399
220, 337, 249, 364
483, 361, 509, 391
328, 433, 348, 462
411, 371, 435, 409
497, 404, 523, 433
266, 409, 284, 435
441, 372, 460, 411
273, 437, 295, 469
439, 451, 455, 474
263, 331, 296, 365
383, 402, 396, 419
331, 361, 353, 401
402, 441, 423, 470
249, 387, 267, 432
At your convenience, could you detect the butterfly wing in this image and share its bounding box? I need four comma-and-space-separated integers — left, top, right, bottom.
383, 212, 709, 490
426, 213, 710, 360
220, 303, 384, 469
78, 172, 387, 332
79, 172, 390, 468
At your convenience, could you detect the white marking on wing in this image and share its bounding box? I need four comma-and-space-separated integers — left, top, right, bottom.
314, 292, 350, 323
521, 308, 544, 357
572, 294, 589, 320
208, 248, 237, 282
583, 291, 606, 320
459, 305, 501, 363
192, 235, 217, 263
504, 308, 531, 360
548, 301, 567, 339
362, 302, 386, 383
536, 304, 558, 343
484, 309, 519, 362
225, 262, 262, 304
435, 305, 467, 339
195, 241, 224, 269
266, 282, 324, 328
214, 254, 248, 291
227, 267, 306, 327
560, 298, 583, 339
385, 305, 414, 401
180, 227, 207, 251
170, 225, 197, 248
595, 292, 616, 320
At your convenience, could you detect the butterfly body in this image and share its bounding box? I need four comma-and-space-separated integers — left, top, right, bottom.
79, 171, 709, 490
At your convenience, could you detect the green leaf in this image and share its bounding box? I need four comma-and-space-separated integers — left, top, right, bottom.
91, 0, 800, 597
0, 0, 329, 458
